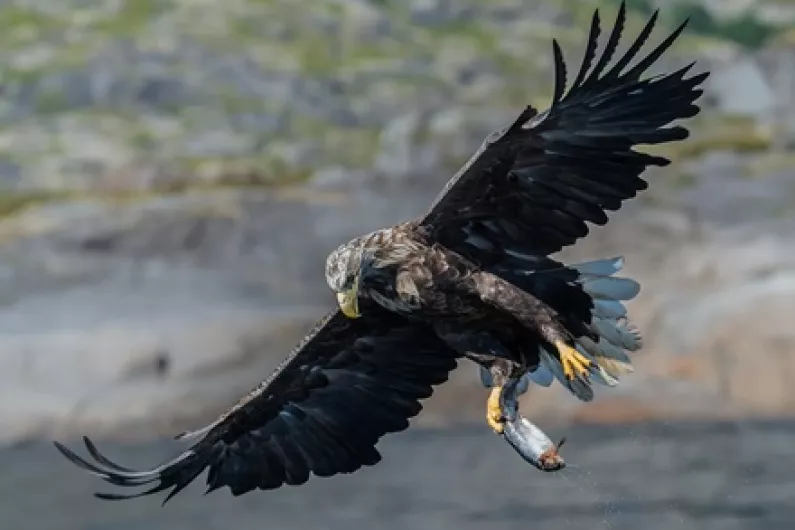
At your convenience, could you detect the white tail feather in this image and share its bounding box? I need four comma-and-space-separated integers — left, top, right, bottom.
578, 336, 635, 379
572, 257, 640, 304
526, 361, 554, 388
579, 335, 633, 364
539, 348, 566, 384
592, 299, 627, 319
570, 257, 624, 276
597, 357, 635, 379
592, 318, 642, 351
580, 275, 640, 301
515, 373, 530, 395
616, 320, 643, 350
575, 344, 619, 387
589, 367, 619, 387
540, 347, 594, 402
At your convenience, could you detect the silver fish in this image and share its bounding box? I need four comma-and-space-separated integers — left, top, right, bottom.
499, 376, 566, 472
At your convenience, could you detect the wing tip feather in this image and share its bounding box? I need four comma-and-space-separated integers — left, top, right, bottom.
551, 38, 567, 104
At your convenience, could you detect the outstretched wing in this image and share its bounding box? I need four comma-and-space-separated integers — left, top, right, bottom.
54, 303, 458, 503
420, 2, 708, 266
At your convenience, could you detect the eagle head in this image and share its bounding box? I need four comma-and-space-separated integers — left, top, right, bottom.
325, 237, 368, 319
325, 229, 401, 319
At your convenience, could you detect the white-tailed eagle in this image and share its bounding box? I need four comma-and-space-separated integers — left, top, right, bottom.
55, 2, 707, 503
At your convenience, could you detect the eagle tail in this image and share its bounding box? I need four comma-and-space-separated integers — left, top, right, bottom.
575, 257, 643, 378
472, 260, 641, 401
536, 257, 643, 401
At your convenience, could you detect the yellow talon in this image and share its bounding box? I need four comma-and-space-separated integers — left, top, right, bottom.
553, 340, 593, 381
487, 385, 505, 434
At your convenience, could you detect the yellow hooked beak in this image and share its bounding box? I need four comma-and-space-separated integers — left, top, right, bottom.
336, 276, 361, 319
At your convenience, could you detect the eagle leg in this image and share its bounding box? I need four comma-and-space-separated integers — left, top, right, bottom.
484, 359, 520, 435
553, 339, 594, 382
468, 271, 595, 385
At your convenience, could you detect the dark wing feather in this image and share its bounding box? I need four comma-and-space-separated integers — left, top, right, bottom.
420, 3, 707, 265
53, 303, 458, 503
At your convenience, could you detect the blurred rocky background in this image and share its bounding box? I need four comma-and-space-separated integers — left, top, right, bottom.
1, 0, 795, 528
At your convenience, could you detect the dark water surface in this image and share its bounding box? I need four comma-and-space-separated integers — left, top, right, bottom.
3, 420, 794, 530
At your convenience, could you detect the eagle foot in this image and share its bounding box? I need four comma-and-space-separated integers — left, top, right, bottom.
553, 340, 593, 381
487, 385, 505, 434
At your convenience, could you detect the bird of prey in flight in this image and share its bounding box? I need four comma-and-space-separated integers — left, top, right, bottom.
55, 1, 708, 504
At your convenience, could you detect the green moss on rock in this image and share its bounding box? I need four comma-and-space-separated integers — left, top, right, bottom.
0, 0, 777, 193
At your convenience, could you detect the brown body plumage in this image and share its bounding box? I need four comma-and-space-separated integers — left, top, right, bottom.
54, 2, 708, 504
332, 222, 573, 386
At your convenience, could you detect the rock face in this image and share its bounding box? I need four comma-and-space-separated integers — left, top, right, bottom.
523, 164, 795, 425
0, 187, 441, 443
0, 0, 564, 190
2, 167, 795, 445
4, 0, 789, 191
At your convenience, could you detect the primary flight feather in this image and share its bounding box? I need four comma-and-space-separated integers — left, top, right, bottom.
54, 2, 708, 503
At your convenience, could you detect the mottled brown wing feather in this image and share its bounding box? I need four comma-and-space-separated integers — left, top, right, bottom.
420, 3, 708, 267
53, 302, 459, 503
